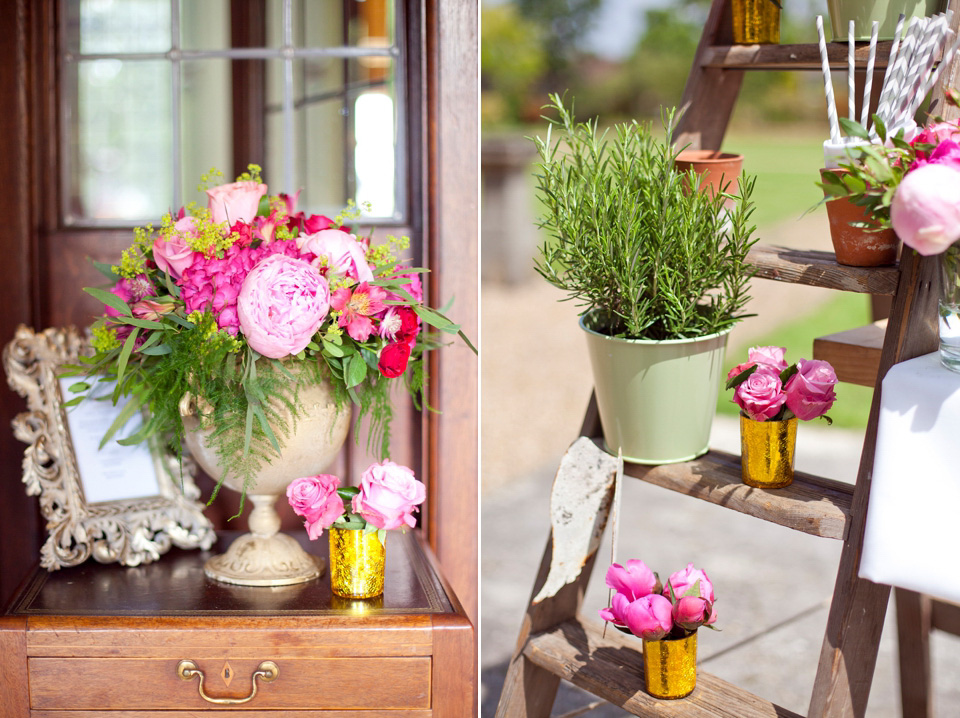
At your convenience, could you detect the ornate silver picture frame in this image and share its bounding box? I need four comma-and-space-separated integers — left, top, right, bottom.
3, 325, 215, 570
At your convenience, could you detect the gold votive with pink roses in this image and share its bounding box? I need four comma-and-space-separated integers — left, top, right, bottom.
740, 415, 797, 488
727, 346, 838, 490
329, 527, 386, 598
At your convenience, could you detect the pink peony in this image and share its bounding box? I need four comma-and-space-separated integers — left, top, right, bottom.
605, 559, 660, 601
890, 163, 960, 255
747, 345, 788, 371
672, 595, 713, 632
784, 359, 838, 421
599, 591, 634, 627
153, 216, 200, 278
330, 282, 387, 342
623, 594, 675, 641
664, 563, 715, 603
733, 367, 786, 422
912, 120, 960, 160
206, 180, 267, 226
237, 254, 331, 358
297, 229, 374, 282
286, 474, 345, 541
910, 139, 960, 173
351, 460, 426, 531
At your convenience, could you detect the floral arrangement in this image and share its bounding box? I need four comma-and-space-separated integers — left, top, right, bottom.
286, 460, 425, 546
819, 90, 960, 257
68, 166, 469, 500
599, 560, 717, 640
726, 346, 838, 423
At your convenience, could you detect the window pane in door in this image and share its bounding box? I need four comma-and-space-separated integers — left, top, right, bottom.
67, 60, 173, 222
66, 0, 172, 55
179, 0, 231, 51
180, 59, 233, 210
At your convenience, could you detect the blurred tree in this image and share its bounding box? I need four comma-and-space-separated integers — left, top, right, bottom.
481, 3, 548, 126
515, 0, 602, 75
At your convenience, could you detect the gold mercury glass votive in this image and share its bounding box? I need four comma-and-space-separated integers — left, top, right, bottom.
328, 527, 386, 599
642, 631, 698, 699
730, 0, 780, 44
740, 414, 798, 488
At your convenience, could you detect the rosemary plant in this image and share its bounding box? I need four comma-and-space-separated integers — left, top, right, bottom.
532, 94, 759, 340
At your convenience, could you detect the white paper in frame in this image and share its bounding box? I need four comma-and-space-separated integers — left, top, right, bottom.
3, 325, 215, 570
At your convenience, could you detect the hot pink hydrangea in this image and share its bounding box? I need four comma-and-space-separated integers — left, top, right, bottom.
237, 253, 331, 358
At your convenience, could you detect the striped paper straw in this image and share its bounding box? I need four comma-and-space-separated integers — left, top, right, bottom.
883, 17, 923, 131
861, 21, 880, 129
898, 13, 949, 130
818, 15, 841, 142
849, 21, 857, 122
916, 28, 960, 115
877, 14, 906, 126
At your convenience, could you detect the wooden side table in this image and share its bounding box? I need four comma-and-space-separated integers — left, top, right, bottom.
0, 530, 473, 716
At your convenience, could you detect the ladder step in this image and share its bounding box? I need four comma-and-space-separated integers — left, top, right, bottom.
615, 445, 852, 540
702, 42, 892, 71
813, 320, 886, 387
748, 245, 900, 296
524, 617, 804, 718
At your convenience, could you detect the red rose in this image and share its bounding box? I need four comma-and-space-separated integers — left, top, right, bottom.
378, 339, 413, 378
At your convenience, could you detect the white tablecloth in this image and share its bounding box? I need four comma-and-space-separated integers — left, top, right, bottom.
859, 352, 960, 604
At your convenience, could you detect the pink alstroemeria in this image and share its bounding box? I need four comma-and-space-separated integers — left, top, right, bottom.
330, 282, 387, 342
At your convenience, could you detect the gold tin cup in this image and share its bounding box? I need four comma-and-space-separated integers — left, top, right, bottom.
740, 414, 797, 488
731, 0, 781, 44
328, 527, 386, 598
642, 631, 697, 699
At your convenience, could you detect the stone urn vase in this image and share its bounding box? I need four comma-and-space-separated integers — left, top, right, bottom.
182, 376, 350, 586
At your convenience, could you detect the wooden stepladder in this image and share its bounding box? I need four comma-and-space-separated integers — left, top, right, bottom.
496, 1, 960, 715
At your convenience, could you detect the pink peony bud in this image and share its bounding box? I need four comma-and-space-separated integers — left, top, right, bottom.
891, 163, 960, 256
599, 591, 633, 627
747, 345, 788, 371
605, 559, 661, 601
672, 596, 712, 632
733, 367, 786, 421
664, 563, 715, 603
624, 594, 674, 641
783, 359, 838, 421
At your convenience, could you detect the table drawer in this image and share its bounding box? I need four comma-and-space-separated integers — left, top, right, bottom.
29, 656, 431, 710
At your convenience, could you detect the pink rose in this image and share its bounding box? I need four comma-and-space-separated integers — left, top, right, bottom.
747, 345, 787, 371
351, 460, 426, 531
605, 559, 660, 601
153, 216, 200, 278
206, 180, 267, 226
297, 229, 374, 282
733, 367, 786, 421
727, 361, 756, 382
286, 474, 344, 540
623, 594, 674, 640
672, 595, 713, 632
784, 359, 838, 421
237, 254, 330, 358
664, 563, 715, 603
891, 163, 960, 255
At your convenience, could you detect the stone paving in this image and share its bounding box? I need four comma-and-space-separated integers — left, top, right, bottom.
480, 215, 960, 716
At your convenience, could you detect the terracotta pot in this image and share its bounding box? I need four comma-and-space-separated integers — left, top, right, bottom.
820, 169, 900, 266
674, 150, 744, 203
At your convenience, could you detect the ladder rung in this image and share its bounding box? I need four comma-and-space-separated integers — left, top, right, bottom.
702, 42, 893, 71
524, 617, 805, 718
813, 320, 886, 387
614, 444, 852, 540
748, 245, 900, 296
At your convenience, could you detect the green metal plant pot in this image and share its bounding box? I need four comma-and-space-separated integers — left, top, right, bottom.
581, 313, 730, 465
826, 0, 945, 40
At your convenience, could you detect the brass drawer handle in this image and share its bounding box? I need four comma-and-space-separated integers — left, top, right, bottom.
177, 659, 279, 705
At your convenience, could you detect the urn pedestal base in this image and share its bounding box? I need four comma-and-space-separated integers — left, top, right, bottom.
203, 493, 325, 587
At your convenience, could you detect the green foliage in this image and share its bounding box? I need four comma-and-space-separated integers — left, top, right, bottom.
532, 94, 759, 340
481, 4, 547, 124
